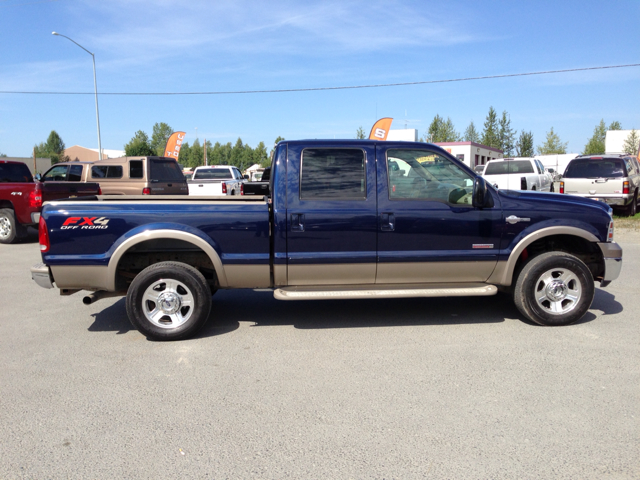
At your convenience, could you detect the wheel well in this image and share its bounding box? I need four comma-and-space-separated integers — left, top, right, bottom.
0, 200, 15, 210
115, 238, 218, 292
512, 234, 604, 284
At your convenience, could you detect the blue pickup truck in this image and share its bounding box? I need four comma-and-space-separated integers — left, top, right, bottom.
31, 140, 622, 340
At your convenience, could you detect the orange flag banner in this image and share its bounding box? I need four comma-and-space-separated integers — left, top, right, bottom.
368, 118, 393, 140
164, 131, 186, 158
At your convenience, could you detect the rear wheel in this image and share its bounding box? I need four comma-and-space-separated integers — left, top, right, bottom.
126, 261, 212, 340
0, 208, 27, 244
625, 192, 637, 217
513, 252, 594, 326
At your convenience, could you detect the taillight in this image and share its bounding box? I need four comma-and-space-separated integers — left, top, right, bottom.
520, 176, 527, 190
560, 181, 565, 194
39, 216, 50, 252
97, 186, 102, 195
240, 183, 244, 195
607, 220, 614, 242
623, 181, 629, 194
222, 183, 227, 194
142, 187, 151, 195
29, 184, 43, 208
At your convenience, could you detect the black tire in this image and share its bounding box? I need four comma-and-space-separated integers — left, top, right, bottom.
513, 252, 594, 326
126, 261, 212, 340
0, 208, 27, 244
625, 193, 637, 217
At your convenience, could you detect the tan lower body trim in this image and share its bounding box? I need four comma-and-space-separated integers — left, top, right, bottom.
224, 264, 271, 288
287, 263, 376, 286
51, 265, 110, 290
376, 261, 496, 284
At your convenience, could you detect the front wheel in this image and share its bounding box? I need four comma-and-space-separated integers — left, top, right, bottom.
513, 252, 594, 326
126, 261, 212, 340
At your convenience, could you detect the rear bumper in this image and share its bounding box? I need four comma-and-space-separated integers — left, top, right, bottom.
31, 263, 54, 289
597, 242, 622, 286
565, 193, 630, 206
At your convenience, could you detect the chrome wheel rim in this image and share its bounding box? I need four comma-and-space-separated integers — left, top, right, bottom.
0, 216, 11, 239
534, 267, 582, 316
142, 278, 195, 329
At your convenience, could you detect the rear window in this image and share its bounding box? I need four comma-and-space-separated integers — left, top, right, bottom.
193, 168, 233, 180
150, 159, 185, 182
484, 160, 534, 175
301, 148, 366, 200
564, 159, 626, 178
92, 165, 123, 178
0, 162, 33, 183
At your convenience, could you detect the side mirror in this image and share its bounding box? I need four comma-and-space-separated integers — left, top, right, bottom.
243, 175, 249, 180
34, 173, 42, 181
473, 176, 492, 208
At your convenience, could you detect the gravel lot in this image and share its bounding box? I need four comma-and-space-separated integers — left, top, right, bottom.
1, 229, 638, 479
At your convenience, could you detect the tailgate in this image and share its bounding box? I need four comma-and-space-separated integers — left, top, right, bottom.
563, 177, 624, 196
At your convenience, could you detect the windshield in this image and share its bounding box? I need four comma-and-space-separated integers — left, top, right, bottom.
564, 159, 626, 178
193, 168, 233, 180
484, 160, 534, 175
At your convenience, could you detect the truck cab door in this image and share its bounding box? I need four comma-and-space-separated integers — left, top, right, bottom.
285, 143, 377, 285
376, 145, 502, 284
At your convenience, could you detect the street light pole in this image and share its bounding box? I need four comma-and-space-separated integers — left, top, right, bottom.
52, 32, 103, 160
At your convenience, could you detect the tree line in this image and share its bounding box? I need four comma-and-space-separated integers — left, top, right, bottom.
358, 107, 639, 157
123, 123, 274, 170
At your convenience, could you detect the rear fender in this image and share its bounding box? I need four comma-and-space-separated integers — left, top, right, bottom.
106, 223, 227, 290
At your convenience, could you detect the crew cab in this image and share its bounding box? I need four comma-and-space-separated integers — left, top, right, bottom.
31, 140, 622, 340
483, 157, 553, 192
560, 154, 640, 216
0, 160, 100, 244
188, 165, 244, 196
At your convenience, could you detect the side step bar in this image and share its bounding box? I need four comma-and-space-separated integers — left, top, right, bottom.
274, 284, 498, 301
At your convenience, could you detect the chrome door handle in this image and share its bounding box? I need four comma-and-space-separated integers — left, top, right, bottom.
506, 215, 530, 224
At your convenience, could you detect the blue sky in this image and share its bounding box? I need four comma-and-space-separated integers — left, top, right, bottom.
1, 0, 639, 157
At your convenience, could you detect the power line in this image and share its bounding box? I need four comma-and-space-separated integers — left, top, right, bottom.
1, 63, 639, 96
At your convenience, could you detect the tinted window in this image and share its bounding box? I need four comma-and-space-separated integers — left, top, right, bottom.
300, 148, 365, 200
193, 168, 233, 180
68, 165, 83, 181
564, 159, 626, 178
130, 160, 143, 179
0, 163, 33, 183
484, 160, 535, 175
92, 165, 123, 178
150, 159, 185, 181
387, 149, 474, 205
43, 165, 69, 181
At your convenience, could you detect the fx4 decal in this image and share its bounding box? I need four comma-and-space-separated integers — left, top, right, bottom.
61, 217, 110, 230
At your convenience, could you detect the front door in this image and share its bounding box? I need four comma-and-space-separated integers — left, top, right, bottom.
286, 143, 377, 285
376, 145, 502, 284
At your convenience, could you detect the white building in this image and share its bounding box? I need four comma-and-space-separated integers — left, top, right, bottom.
387, 129, 419, 142
605, 130, 638, 155
534, 153, 579, 175
433, 142, 503, 169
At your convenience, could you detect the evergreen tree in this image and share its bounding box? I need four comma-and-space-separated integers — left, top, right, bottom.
537, 127, 568, 155
34, 130, 68, 163
356, 126, 366, 139
426, 115, 459, 142
515, 131, 535, 157
270, 136, 285, 156
0, 152, 6, 158
498, 111, 515, 157
582, 119, 623, 155
253, 141, 269, 166
150, 122, 173, 156
124, 130, 155, 157
622, 129, 640, 155
463, 121, 479, 143
481, 107, 500, 148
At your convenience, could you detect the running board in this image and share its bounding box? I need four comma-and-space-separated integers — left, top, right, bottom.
273, 284, 498, 301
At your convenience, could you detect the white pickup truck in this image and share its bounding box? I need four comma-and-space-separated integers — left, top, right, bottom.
482, 158, 553, 192
187, 165, 245, 196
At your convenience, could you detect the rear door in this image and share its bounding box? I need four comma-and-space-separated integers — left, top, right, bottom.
148, 158, 188, 195
376, 145, 502, 284
285, 143, 377, 285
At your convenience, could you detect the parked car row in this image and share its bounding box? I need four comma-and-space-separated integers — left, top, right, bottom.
476, 154, 639, 217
